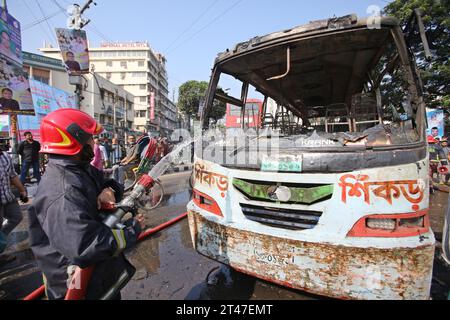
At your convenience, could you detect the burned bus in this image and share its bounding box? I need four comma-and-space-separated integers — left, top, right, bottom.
187, 13, 434, 300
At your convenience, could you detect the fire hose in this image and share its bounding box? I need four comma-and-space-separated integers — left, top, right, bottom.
23, 173, 186, 300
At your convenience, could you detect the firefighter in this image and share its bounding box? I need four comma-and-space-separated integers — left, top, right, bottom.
28, 109, 144, 300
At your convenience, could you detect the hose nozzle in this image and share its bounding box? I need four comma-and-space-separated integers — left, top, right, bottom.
137, 174, 155, 189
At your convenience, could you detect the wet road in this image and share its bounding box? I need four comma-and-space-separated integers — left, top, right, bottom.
1, 173, 450, 300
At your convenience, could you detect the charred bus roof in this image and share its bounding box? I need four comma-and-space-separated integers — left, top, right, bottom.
215, 14, 400, 63
211, 14, 403, 117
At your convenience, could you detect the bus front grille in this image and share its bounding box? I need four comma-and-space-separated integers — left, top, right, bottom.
240, 203, 322, 230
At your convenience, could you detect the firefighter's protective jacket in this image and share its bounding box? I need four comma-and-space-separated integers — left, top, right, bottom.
28, 156, 141, 299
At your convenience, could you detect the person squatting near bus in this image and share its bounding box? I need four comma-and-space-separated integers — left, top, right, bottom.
28, 109, 144, 300
18, 131, 41, 185
0, 136, 28, 300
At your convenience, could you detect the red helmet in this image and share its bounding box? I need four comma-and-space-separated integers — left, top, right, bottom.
427, 136, 436, 144
40, 109, 103, 156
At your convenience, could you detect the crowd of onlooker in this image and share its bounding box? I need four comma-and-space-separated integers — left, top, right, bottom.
14, 132, 174, 185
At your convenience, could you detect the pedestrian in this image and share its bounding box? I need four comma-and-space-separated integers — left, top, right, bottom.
441, 137, 450, 160
155, 136, 164, 164
0, 137, 28, 297
18, 131, 41, 185
90, 137, 104, 171
111, 138, 123, 165
99, 137, 110, 169
441, 137, 450, 183
113, 135, 140, 185
28, 109, 144, 300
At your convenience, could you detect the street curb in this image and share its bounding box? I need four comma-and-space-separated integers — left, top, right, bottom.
171, 164, 193, 173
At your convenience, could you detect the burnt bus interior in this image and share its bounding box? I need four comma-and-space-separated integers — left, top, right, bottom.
202, 21, 426, 149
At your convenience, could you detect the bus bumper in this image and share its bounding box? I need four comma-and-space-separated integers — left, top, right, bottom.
187, 209, 435, 300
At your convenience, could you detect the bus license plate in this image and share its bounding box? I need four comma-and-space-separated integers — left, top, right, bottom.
261, 155, 303, 172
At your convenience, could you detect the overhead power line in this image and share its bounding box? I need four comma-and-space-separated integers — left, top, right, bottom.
164, 0, 221, 53
22, 0, 57, 43
35, 0, 58, 43
167, 0, 244, 56
23, 9, 63, 30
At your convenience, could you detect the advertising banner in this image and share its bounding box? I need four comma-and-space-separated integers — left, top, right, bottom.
0, 7, 34, 115
17, 80, 76, 141
0, 7, 21, 64
55, 28, 90, 75
426, 108, 445, 139
150, 91, 155, 121
0, 114, 8, 134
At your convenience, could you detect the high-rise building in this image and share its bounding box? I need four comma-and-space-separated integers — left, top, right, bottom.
39, 41, 178, 137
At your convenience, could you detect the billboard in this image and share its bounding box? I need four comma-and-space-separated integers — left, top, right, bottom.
150, 91, 155, 120
0, 7, 34, 116
0, 7, 21, 64
56, 28, 90, 75
0, 114, 8, 133
426, 108, 445, 139
17, 80, 76, 141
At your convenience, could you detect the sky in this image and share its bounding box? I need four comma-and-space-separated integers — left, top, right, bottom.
9, 0, 390, 101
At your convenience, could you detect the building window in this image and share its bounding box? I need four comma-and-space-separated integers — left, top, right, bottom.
135, 110, 147, 118
131, 72, 145, 78
106, 61, 113, 67
120, 61, 127, 69
32, 68, 50, 84
138, 60, 145, 67
106, 72, 111, 80
120, 72, 126, 80
139, 84, 146, 90
139, 96, 147, 103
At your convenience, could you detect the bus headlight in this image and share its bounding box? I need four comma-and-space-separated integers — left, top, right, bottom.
366, 218, 396, 230
192, 189, 223, 218
348, 210, 429, 237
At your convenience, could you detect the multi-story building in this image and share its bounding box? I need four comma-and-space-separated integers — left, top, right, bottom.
39, 41, 178, 137
23, 51, 135, 140
83, 73, 135, 139
23, 51, 75, 93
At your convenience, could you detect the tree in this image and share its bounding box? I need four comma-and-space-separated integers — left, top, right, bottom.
384, 0, 450, 110
177, 80, 226, 122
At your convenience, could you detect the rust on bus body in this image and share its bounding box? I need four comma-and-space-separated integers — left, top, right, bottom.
188, 210, 434, 300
